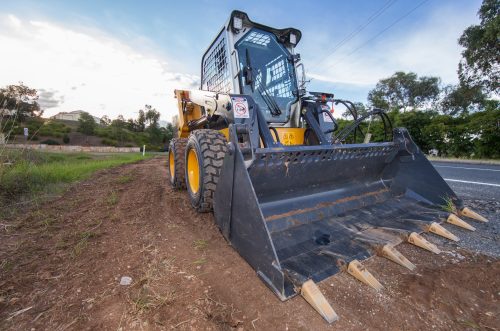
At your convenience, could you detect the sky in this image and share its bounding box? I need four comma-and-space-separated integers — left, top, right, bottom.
0, 0, 482, 122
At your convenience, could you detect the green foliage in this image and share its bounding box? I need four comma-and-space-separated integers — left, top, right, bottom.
38, 120, 71, 137
440, 83, 486, 115
368, 71, 440, 112
78, 111, 97, 135
458, 0, 500, 92
63, 134, 70, 144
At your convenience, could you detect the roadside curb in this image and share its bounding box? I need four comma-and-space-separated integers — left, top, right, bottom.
428, 157, 500, 165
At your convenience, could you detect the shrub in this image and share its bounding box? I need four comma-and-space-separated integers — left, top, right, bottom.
63, 134, 70, 144
101, 138, 118, 147
40, 139, 60, 145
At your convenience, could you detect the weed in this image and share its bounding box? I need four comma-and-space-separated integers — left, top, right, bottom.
117, 175, 133, 184
0, 259, 13, 272
193, 239, 208, 250
110, 214, 120, 223
55, 236, 71, 250
441, 196, 456, 213
458, 319, 480, 330
40, 218, 55, 229
73, 231, 96, 257
131, 286, 174, 313
107, 191, 119, 205
193, 257, 207, 265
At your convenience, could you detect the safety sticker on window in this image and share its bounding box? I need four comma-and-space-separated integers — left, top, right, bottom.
231, 97, 250, 118
322, 107, 333, 122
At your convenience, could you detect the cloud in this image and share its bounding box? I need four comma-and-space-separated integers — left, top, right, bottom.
307, 4, 478, 89
0, 14, 198, 121
37, 88, 64, 109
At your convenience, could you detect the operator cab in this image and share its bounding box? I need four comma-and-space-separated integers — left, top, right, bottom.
200, 10, 302, 125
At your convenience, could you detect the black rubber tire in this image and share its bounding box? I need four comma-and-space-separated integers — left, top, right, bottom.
168, 138, 187, 189
185, 129, 227, 213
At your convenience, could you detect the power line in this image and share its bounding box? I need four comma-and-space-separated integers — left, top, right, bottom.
321, 0, 430, 72
309, 0, 398, 72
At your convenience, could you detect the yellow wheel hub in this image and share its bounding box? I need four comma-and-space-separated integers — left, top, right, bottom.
187, 148, 200, 193
168, 150, 175, 179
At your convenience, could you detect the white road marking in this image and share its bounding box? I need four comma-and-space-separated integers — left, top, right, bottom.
444, 178, 500, 187
435, 165, 500, 172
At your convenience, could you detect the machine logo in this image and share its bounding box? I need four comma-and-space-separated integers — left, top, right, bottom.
232, 97, 250, 118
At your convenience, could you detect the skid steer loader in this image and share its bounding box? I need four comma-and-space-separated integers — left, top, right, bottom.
168, 10, 489, 323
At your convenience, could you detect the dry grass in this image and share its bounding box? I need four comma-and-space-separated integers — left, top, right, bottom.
106, 191, 118, 205
128, 246, 176, 314
193, 239, 208, 250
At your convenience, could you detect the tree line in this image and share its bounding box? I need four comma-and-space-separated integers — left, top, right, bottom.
77, 106, 175, 150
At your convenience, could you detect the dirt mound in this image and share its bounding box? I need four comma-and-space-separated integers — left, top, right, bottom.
0, 157, 498, 330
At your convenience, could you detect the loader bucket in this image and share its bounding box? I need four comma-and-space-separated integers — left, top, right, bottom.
214, 127, 466, 318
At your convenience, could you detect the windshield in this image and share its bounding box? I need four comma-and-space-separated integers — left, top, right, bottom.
236, 29, 298, 123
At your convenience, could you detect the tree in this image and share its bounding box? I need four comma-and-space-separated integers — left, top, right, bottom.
126, 118, 136, 132
110, 115, 128, 146
77, 112, 97, 135
440, 83, 486, 115
458, 0, 500, 93
100, 115, 111, 126
164, 122, 175, 144
137, 109, 146, 132
0, 83, 42, 121
144, 105, 160, 128
368, 72, 441, 112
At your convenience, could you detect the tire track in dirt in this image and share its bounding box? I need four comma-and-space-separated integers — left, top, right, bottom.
1, 157, 498, 330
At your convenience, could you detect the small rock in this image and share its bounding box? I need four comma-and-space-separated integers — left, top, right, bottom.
120, 276, 133, 285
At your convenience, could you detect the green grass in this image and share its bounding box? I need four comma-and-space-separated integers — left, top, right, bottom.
0, 150, 151, 205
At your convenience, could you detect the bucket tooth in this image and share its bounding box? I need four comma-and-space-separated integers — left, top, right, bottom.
428, 222, 459, 242
300, 280, 339, 323
460, 207, 489, 223
347, 260, 383, 291
408, 232, 441, 254
381, 245, 416, 271
447, 214, 475, 231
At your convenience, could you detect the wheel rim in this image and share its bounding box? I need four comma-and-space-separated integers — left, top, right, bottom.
187, 148, 200, 193
168, 150, 175, 179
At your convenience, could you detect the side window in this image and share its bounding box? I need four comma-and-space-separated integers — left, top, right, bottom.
201, 33, 232, 93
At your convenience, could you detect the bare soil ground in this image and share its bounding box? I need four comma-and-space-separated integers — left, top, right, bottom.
1, 157, 498, 330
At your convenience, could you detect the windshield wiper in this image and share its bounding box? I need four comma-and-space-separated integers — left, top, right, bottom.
257, 86, 282, 117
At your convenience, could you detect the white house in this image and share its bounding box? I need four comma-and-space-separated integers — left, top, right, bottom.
51, 110, 100, 123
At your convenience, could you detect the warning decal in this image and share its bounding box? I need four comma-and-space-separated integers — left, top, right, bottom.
231, 97, 250, 119
322, 111, 333, 122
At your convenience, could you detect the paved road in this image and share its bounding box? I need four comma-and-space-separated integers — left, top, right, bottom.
430, 161, 499, 257
431, 161, 500, 201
